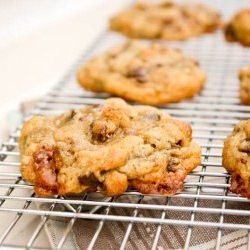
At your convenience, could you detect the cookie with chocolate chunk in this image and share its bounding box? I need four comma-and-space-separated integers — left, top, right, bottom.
110, 1, 220, 40
77, 41, 206, 105
225, 9, 250, 46
19, 98, 201, 196
223, 119, 250, 198
239, 66, 250, 105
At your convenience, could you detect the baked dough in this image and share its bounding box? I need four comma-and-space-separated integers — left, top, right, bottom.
19, 98, 201, 196
77, 40, 206, 105
110, 1, 221, 40
223, 119, 250, 198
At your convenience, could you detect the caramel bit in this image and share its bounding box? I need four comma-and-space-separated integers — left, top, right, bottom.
34, 149, 58, 194
126, 67, 147, 83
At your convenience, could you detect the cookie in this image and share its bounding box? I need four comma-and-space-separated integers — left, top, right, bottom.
110, 1, 220, 40
239, 66, 250, 105
19, 98, 201, 196
77, 40, 206, 105
223, 119, 250, 198
225, 9, 250, 46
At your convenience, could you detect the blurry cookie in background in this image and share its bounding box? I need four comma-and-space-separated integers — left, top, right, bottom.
110, 1, 221, 40
223, 119, 250, 198
225, 9, 250, 46
239, 65, 250, 105
77, 40, 206, 105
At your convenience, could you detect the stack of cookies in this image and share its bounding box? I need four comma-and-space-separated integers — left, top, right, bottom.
19, 1, 250, 199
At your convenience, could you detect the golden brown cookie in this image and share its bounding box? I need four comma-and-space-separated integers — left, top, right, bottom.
239, 66, 250, 105
110, 1, 221, 40
77, 40, 206, 105
225, 9, 250, 46
223, 119, 250, 198
19, 98, 201, 196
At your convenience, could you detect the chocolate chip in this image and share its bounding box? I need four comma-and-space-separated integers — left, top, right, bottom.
151, 144, 156, 148
92, 104, 101, 108
163, 18, 174, 24
240, 158, 247, 164
91, 123, 113, 143
225, 24, 235, 41
126, 67, 147, 83
156, 63, 163, 67
193, 60, 199, 66
176, 140, 183, 147
79, 173, 99, 187
70, 110, 77, 119
238, 139, 250, 153
34, 149, 54, 167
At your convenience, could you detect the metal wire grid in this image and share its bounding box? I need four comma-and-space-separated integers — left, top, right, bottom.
1, 1, 250, 249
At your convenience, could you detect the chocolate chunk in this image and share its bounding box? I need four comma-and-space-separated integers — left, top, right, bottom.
34, 149, 58, 193
126, 67, 147, 83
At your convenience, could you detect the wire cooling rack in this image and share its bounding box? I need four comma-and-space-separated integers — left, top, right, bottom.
1, 1, 250, 249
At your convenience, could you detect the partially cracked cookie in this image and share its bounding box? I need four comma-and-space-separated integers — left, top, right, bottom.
225, 9, 250, 46
77, 40, 206, 105
110, 1, 221, 40
239, 66, 250, 105
223, 120, 250, 198
19, 98, 201, 196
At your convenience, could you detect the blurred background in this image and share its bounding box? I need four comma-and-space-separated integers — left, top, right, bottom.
0, 0, 127, 140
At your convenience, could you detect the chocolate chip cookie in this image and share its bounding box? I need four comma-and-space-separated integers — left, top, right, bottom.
225, 9, 250, 46
223, 120, 250, 198
19, 98, 201, 196
77, 40, 206, 105
239, 66, 250, 105
110, 1, 221, 40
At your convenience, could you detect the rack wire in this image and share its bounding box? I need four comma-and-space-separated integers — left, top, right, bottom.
1, 0, 250, 249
